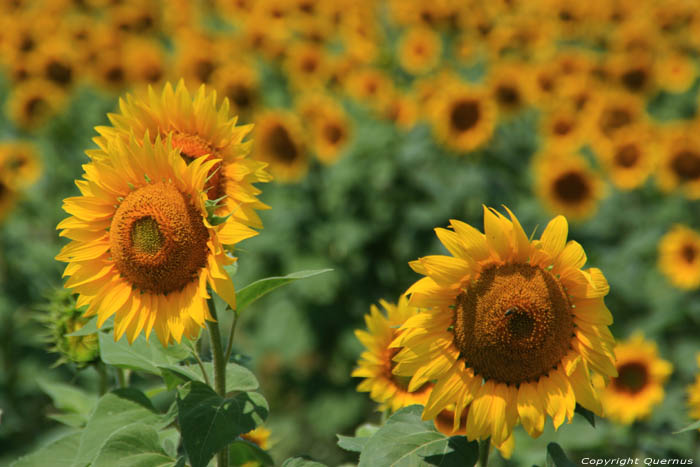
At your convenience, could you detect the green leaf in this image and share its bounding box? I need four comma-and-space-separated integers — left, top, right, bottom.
673, 419, 700, 434
574, 404, 595, 428
159, 361, 258, 392
336, 434, 368, 453
11, 432, 81, 467
37, 379, 96, 418
358, 406, 478, 467
545, 442, 577, 467
234, 269, 333, 313
355, 422, 381, 438
281, 458, 328, 467
74, 389, 163, 466
92, 423, 176, 467
99, 332, 191, 375
65, 316, 100, 336
177, 381, 269, 467
47, 413, 88, 428
229, 440, 274, 466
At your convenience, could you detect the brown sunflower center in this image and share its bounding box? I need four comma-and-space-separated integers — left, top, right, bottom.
110, 182, 209, 295
170, 132, 224, 201
600, 107, 632, 135
195, 59, 215, 83
453, 263, 574, 384
553, 119, 573, 136
615, 144, 640, 168
266, 124, 299, 163
25, 96, 48, 118
612, 361, 648, 394
621, 68, 647, 92
226, 84, 254, 110
670, 150, 700, 181
553, 170, 590, 203
496, 85, 520, 108
323, 123, 344, 144
46, 61, 73, 86
450, 99, 480, 132
105, 66, 125, 85
681, 243, 697, 263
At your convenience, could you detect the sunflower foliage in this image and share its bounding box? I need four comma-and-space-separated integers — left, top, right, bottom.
13, 267, 330, 467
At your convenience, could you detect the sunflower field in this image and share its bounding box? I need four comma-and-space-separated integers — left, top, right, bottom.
2, 0, 700, 466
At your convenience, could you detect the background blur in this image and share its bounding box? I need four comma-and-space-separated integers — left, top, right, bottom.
1, 0, 700, 465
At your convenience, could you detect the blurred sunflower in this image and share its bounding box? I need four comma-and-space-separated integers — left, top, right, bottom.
0, 179, 18, 223
95, 81, 270, 230
540, 106, 586, 152
657, 127, 700, 200
352, 296, 433, 412
211, 62, 260, 122
253, 110, 308, 182
430, 83, 495, 153
487, 62, 532, 118
595, 334, 672, 425
392, 207, 616, 446
56, 135, 255, 345
596, 126, 656, 190
589, 91, 644, 144
397, 26, 442, 76
0, 141, 42, 190
345, 68, 394, 113
534, 151, 605, 220
657, 51, 696, 93
382, 92, 419, 131
123, 38, 168, 87
29, 40, 78, 89
658, 224, 700, 290
310, 105, 352, 165
7, 78, 66, 130
241, 426, 271, 450
688, 354, 700, 426
285, 41, 329, 90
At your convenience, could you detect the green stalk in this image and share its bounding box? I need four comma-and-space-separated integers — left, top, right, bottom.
478, 437, 490, 467
96, 362, 108, 395
206, 298, 228, 467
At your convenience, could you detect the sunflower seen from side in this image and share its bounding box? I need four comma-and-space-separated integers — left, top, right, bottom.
352, 296, 433, 412
594, 333, 672, 425
658, 224, 700, 290
94, 80, 271, 231
392, 207, 617, 447
56, 134, 257, 345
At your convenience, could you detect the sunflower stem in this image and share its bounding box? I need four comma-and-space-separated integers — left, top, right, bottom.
478, 437, 490, 467
223, 311, 239, 364
116, 368, 127, 388
206, 298, 228, 467
96, 362, 108, 395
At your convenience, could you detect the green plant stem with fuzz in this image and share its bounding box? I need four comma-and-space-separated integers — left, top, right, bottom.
116, 368, 126, 388
206, 298, 228, 467
478, 438, 490, 467
224, 311, 239, 363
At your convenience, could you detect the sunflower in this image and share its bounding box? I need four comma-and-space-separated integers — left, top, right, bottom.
658, 224, 700, 290
310, 104, 351, 165
252, 110, 308, 182
534, 151, 605, 220
0, 141, 42, 190
589, 91, 645, 145
397, 26, 442, 76
211, 62, 260, 122
382, 92, 419, 131
28, 40, 78, 89
173, 32, 221, 86
606, 51, 657, 96
94, 81, 270, 230
392, 207, 617, 445
487, 62, 533, 118
352, 296, 433, 412
595, 334, 672, 425
240, 426, 271, 450
596, 126, 657, 191
122, 38, 168, 87
430, 82, 496, 154
284, 41, 329, 90
345, 68, 394, 113
56, 134, 255, 345
657, 126, 700, 199
7, 78, 66, 130
539, 106, 586, 152
658, 51, 696, 93
688, 354, 700, 426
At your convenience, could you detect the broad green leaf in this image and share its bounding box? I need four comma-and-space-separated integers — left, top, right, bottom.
177, 381, 269, 467
281, 458, 328, 467
159, 361, 258, 392
37, 379, 97, 416
92, 423, 176, 467
358, 405, 478, 467
545, 443, 577, 467
159, 427, 181, 459
354, 423, 381, 439
47, 413, 88, 428
336, 434, 368, 453
574, 404, 595, 428
229, 440, 274, 466
234, 269, 333, 313
12, 432, 81, 467
673, 419, 700, 434
74, 389, 163, 466
65, 316, 100, 336
99, 332, 191, 375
